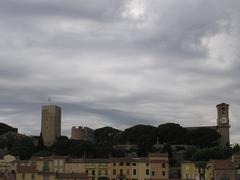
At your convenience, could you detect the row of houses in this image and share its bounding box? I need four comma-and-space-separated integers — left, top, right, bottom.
1, 153, 169, 180
1, 152, 240, 180
181, 154, 240, 180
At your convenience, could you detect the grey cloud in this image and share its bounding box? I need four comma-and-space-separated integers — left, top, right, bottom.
0, 0, 124, 21
61, 102, 154, 126
0, 0, 240, 143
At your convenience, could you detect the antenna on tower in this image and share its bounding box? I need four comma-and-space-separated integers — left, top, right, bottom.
48, 98, 51, 103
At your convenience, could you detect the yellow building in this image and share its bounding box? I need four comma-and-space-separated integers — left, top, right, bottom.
14, 156, 88, 180
0, 154, 16, 172
181, 161, 197, 180
66, 159, 111, 180
13, 153, 169, 180
0, 154, 16, 180
82, 159, 110, 180
62, 153, 169, 180
181, 161, 214, 180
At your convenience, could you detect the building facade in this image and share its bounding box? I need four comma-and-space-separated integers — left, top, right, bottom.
0, 154, 16, 172
13, 153, 169, 180
181, 161, 214, 180
41, 105, 61, 146
181, 159, 236, 180
0, 154, 16, 180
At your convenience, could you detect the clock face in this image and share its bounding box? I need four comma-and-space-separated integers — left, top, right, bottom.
221, 117, 228, 124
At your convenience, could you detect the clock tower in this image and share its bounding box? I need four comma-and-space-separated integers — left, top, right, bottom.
216, 103, 230, 146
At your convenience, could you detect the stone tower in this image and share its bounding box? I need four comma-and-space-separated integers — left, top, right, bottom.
41, 105, 61, 146
216, 103, 230, 146
71, 126, 94, 141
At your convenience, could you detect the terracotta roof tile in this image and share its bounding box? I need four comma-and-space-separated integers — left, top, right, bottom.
150, 160, 168, 163
17, 166, 37, 173
148, 153, 168, 157
213, 160, 234, 170
56, 173, 88, 179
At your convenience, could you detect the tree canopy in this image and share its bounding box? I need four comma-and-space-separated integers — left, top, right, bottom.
94, 126, 121, 144
0, 122, 229, 160
186, 127, 220, 148
0, 122, 18, 135
156, 123, 186, 144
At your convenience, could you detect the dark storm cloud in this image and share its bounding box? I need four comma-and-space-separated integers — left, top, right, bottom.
0, 0, 240, 142
62, 102, 153, 126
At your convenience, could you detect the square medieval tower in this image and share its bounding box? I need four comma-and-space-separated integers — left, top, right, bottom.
41, 105, 61, 146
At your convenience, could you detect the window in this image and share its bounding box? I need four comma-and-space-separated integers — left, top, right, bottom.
146, 163, 149, 166
113, 162, 116, 166
113, 169, 116, 175
98, 170, 101, 175
126, 162, 130, 166
133, 169, 136, 175
152, 171, 155, 176
31, 161, 36, 166
222, 108, 226, 115
44, 175, 49, 180
119, 162, 124, 166
127, 169, 130, 175
146, 169, 149, 175
86, 170, 88, 174
162, 163, 165, 168
132, 163, 136, 166
59, 160, 63, 166
22, 173, 25, 180
32, 173, 35, 180
54, 160, 58, 166
120, 169, 123, 176
43, 161, 49, 172
220, 175, 230, 180
92, 170, 95, 175
162, 171, 165, 176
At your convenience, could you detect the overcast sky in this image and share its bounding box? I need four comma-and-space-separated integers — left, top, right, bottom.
0, 0, 240, 143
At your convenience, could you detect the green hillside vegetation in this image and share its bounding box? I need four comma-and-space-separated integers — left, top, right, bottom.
94, 126, 121, 144
0, 122, 18, 135
156, 123, 186, 144
184, 146, 233, 161
0, 122, 237, 161
0, 132, 35, 159
32, 123, 230, 161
